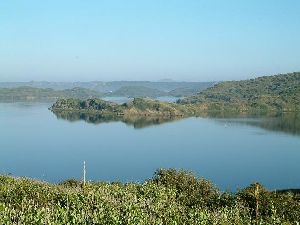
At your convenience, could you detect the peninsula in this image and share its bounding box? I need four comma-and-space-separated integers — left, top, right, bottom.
50, 72, 300, 117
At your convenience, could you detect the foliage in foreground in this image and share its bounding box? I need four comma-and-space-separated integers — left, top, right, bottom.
0, 169, 299, 224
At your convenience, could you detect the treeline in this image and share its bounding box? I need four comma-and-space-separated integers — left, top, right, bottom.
50, 72, 300, 117
0, 81, 214, 102
0, 169, 299, 224
0, 86, 103, 102
179, 72, 300, 112
0, 85, 203, 102
0, 81, 214, 96
50, 98, 190, 117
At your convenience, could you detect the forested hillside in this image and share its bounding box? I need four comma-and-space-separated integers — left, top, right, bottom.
0, 87, 103, 102
179, 72, 300, 112
0, 81, 214, 95
50, 97, 192, 117
106, 86, 167, 98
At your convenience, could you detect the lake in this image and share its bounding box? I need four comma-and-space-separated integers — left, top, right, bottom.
0, 102, 300, 191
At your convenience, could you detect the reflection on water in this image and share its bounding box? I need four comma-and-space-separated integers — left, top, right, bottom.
53, 111, 180, 129
1, 102, 300, 190
247, 113, 300, 136
212, 113, 300, 136
52, 110, 300, 135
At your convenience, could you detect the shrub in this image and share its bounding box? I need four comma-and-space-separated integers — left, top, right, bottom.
151, 168, 220, 208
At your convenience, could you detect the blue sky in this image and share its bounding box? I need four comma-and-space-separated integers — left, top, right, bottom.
0, 0, 300, 82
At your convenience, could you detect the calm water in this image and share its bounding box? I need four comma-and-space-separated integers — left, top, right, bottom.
0, 102, 300, 191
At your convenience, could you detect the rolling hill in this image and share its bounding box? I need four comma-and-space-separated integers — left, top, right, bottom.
106, 86, 167, 98
179, 72, 300, 112
0, 86, 103, 102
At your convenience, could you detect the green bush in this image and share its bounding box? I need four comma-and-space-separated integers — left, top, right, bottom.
151, 168, 219, 208
0, 169, 299, 224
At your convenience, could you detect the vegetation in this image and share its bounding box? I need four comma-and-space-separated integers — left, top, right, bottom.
3, 72, 300, 107
50, 97, 192, 117
0, 81, 214, 98
179, 72, 300, 112
168, 86, 211, 97
50, 72, 300, 121
0, 169, 299, 224
106, 86, 168, 98
0, 86, 103, 102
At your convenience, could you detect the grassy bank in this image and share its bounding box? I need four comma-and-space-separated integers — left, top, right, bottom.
1, 169, 299, 224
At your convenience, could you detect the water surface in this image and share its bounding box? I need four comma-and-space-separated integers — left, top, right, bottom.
0, 102, 299, 191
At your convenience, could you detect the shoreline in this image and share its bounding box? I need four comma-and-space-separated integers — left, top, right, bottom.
1, 173, 300, 194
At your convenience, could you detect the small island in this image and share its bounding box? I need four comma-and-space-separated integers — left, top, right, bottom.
50, 97, 192, 117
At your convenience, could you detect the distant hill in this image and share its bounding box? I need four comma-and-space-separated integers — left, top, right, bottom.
157, 78, 176, 82
106, 86, 167, 98
179, 72, 300, 112
0, 81, 214, 95
49, 72, 300, 125
0, 86, 103, 102
168, 86, 213, 97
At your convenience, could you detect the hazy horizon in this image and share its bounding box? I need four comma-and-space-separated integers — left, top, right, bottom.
0, 78, 215, 83
1, 70, 299, 83
1, 1, 300, 82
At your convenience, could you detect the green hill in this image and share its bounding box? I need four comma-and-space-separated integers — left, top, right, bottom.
168, 87, 202, 97
0, 87, 103, 102
179, 72, 300, 112
50, 72, 300, 117
107, 86, 167, 98
168, 84, 216, 97
0, 81, 214, 95
50, 97, 191, 117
